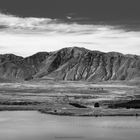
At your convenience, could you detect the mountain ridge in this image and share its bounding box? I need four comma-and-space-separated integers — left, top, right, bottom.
0, 47, 140, 81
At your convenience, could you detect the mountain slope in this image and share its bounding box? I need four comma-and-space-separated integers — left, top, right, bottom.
0, 47, 140, 81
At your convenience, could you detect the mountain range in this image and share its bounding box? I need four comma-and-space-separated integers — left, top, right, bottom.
0, 47, 140, 81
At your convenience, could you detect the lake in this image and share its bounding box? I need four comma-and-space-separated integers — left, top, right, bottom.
0, 111, 140, 140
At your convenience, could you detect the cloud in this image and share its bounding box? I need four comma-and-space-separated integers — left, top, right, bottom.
0, 12, 114, 35
0, 12, 140, 56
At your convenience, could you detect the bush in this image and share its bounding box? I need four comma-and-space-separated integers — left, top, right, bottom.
94, 102, 100, 107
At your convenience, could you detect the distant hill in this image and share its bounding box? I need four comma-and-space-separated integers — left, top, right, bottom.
0, 47, 140, 81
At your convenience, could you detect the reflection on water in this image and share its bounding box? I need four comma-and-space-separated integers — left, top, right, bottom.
0, 111, 140, 140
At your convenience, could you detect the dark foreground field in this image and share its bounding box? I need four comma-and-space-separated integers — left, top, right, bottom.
0, 79, 140, 116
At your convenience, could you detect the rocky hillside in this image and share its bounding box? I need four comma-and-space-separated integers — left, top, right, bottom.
0, 47, 140, 81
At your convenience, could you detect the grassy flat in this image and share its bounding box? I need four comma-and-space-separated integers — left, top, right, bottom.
0, 79, 140, 116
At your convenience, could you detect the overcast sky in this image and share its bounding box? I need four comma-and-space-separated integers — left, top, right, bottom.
0, 0, 140, 57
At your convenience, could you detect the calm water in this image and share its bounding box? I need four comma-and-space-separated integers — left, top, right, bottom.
0, 111, 140, 140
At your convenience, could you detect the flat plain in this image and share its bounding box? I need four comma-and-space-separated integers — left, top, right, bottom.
0, 79, 140, 116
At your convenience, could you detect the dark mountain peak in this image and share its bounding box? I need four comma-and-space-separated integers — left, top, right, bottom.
56, 47, 89, 58
56, 46, 87, 53
70, 46, 89, 55
0, 53, 23, 63
70, 46, 89, 51
0, 53, 23, 59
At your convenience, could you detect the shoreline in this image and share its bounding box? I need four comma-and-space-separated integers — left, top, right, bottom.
39, 112, 140, 117
39, 109, 140, 117
0, 108, 139, 117
1, 105, 139, 117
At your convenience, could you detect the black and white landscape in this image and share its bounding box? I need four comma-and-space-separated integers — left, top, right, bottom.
0, 0, 140, 140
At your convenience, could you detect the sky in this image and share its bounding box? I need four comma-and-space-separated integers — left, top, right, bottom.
0, 0, 140, 57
